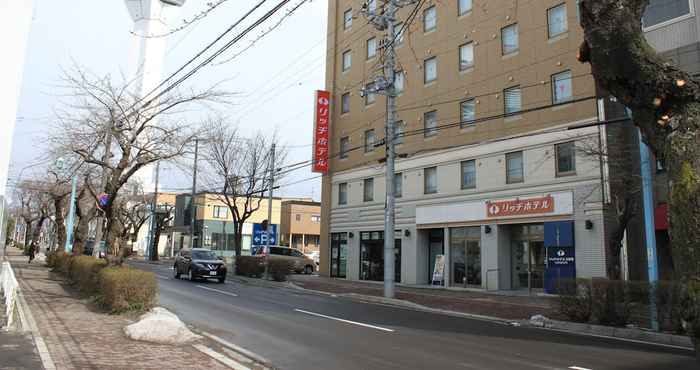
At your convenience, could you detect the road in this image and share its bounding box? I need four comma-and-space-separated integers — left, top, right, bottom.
130, 260, 697, 370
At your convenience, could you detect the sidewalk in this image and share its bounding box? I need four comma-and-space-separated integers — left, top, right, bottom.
290, 275, 562, 321
7, 248, 234, 370
1, 299, 43, 370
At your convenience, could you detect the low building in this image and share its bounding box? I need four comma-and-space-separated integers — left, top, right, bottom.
133, 192, 177, 257
280, 200, 321, 254
171, 193, 282, 257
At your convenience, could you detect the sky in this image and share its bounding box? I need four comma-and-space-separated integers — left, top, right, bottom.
8, 0, 328, 201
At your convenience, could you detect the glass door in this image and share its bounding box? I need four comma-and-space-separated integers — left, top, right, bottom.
466, 240, 482, 286
330, 233, 347, 278
530, 241, 545, 289
428, 229, 444, 284
450, 227, 481, 287
510, 240, 546, 290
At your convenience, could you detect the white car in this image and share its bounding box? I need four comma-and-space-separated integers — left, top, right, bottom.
305, 251, 320, 269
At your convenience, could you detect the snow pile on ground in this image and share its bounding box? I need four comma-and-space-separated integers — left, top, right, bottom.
124, 307, 202, 345
33, 252, 47, 264
529, 314, 549, 327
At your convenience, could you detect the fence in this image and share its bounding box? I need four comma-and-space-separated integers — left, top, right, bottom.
0, 261, 19, 329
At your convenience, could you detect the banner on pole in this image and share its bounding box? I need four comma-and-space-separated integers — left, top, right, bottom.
312, 90, 330, 173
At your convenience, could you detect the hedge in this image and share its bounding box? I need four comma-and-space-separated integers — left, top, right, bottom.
235, 256, 265, 277
98, 267, 157, 313
268, 259, 293, 282
69, 256, 107, 296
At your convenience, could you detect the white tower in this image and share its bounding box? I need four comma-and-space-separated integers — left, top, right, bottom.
124, 0, 185, 188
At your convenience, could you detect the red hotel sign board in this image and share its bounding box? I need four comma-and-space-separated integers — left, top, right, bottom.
312, 90, 330, 173
486, 195, 554, 218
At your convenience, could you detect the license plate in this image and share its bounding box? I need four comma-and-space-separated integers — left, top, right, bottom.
209, 271, 217, 276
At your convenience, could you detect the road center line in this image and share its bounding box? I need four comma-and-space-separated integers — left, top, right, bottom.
197, 285, 239, 297
294, 309, 394, 332
569, 366, 592, 370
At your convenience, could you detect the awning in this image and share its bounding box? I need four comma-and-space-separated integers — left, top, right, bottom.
655, 203, 668, 231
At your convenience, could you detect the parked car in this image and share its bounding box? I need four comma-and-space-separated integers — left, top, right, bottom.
174, 248, 227, 283
305, 251, 320, 269
257, 246, 315, 274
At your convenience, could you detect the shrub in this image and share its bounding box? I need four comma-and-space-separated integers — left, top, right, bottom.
235, 256, 265, 277
558, 279, 593, 323
69, 256, 107, 296
48, 251, 73, 274
591, 278, 633, 326
98, 267, 157, 313
268, 259, 293, 282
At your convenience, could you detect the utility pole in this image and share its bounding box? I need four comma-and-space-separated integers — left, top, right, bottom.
64, 175, 78, 253
93, 125, 113, 257
149, 161, 160, 261
190, 138, 199, 249
265, 143, 276, 251
361, 0, 405, 299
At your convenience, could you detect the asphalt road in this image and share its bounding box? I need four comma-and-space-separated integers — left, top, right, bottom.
130, 260, 697, 370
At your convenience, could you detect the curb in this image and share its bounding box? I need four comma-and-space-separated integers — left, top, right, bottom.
12, 266, 57, 370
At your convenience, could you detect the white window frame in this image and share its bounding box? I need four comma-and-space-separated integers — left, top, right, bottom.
460, 99, 476, 127
363, 178, 374, 202
342, 50, 352, 72
501, 23, 519, 55
423, 6, 437, 32
461, 160, 476, 189
364, 129, 376, 153
504, 86, 522, 115
459, 42, 474, 71
338, 183, 348, 205
424, 167, 438, 194
213, 205, 228, 219
343, 9, 353, 30
555, 141, 577, 177
424, 57, 437, 84
339, 136, 350, 159
424, 110, 438, 137
506, 151, 524, 184
547, 3, 568, 39
459, 0, 473, 16
642, 0, 694, 31
367, 37, 377, 59
552, 70, 573, 104
341, 92, 350, 114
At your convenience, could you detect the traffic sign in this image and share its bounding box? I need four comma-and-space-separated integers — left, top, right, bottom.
252, 223, 277, 246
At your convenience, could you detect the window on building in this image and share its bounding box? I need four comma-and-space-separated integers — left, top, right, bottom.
339, 136, 350, 159
367, 0, 377, 13
504, 86, 522, 115
367, 37, 377, 59
311, 215, 321, 223
643, 0, 691, 28
424, 56, 437, 83
212, 205, 228, 219
548, 4, 568, 38
552, 70, 573, 104
394, 120, 405, 145
364, 129, 376, 153
365, 82, 376, 105
394, 22, 405, 45
459, 0, 473, 15
459, 42, 474, 70
394, 70, 405, 94
424, 110, 438, 137
424, 167, 438, 194
501, 23, 519, 55
341, 92, 350, 114
395, 173, 403, 198
363, 178, 374, 202
342, 50, 352, 71
460, 99, 475, 127
424, 6, 437, 32
343, 9, 353, 30
506, 151, 524, 184
295, 214, 301, 221
556, 141, 576, 176
338, 183, 348, 205
461, 160, 476, 189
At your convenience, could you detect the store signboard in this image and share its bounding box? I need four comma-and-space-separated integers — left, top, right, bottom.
431, 254, 445, 285
486, 195, 554, 218
312, 90, 330, 173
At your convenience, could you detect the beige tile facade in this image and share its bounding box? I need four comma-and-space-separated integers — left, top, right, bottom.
280, 201, 321, 253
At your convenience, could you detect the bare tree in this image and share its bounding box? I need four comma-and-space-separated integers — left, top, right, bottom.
15, 182, 52, 253
113, 191, 150, 257
578, 0, 700, 354
150, 204, 175, 261
51, 67, 229, 263
200, 120, 285, 257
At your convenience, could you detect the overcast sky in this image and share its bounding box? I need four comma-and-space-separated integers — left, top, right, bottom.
9, 0, 327, 201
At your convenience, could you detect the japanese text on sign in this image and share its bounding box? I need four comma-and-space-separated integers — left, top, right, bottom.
486, 195, 554, 218
312, 90, 331, 173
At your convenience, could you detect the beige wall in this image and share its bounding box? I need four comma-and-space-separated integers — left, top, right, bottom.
194, 194, 282, 225
281, 202, 321, 236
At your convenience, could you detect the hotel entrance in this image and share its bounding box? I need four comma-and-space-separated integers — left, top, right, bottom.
510, 224, 545, 291
359, 231, 401, 282
450, 227, 481, 287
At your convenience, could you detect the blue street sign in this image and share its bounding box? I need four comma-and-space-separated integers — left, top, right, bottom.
252, 223, 277, 246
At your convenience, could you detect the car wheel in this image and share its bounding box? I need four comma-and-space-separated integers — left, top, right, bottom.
218, 277, 225, 284
304, 265, 313, 275
174, 265, 180, 279
188, 268, 195, 282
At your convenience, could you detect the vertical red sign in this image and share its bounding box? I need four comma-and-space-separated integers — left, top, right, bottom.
312, 90, 331, 173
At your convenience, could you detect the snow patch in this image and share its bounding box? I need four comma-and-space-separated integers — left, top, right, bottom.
529, 314, 549, 327
124, 307, 202, 345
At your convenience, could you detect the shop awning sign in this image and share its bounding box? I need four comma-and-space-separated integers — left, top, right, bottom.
486, 195, 554, 218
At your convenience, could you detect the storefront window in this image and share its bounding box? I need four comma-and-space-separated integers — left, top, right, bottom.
450, 227, 481, 287
360, 231, 401, 282
510, 224, 545, 290
330, 233, 348, 278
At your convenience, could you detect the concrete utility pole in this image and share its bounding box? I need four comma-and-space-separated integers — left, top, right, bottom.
362, 0, 407, 299
149, 161, 160, 260
265, 143, 276, 251
93, 127, 113, 257
190, 138, 199, 249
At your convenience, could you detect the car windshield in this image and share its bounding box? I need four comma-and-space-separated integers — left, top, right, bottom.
192, 250, 218, 260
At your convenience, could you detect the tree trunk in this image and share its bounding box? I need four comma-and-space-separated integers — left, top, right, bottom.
73, 208, 94, 256
234, 221, 243, 257
151, 219, 162, 261
53, 197, 67, 253
29, 217, 46, 252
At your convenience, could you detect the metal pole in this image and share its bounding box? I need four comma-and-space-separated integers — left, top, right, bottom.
150, 161, 160, 260
64, 175, 78, 253
638, 129, 659, 331
382, 1, 398, 299
266, 143, 276, 251
93, 125, 113, 257
190, 138, 199, 249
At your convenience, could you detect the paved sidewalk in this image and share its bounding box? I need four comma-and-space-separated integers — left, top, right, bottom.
291, 275, 563, 321
1, 300, 43, 370
8, 249, 231, 370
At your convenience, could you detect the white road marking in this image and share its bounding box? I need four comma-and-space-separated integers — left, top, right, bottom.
156, 275, 169, 280
200, 331, 271, 365
294, 308, 395, 332
193, 344, 250, 370
569, 366, 592, 370
196, 285, 239, 297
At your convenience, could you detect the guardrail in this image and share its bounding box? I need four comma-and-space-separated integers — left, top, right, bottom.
1, 261, 19, 329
